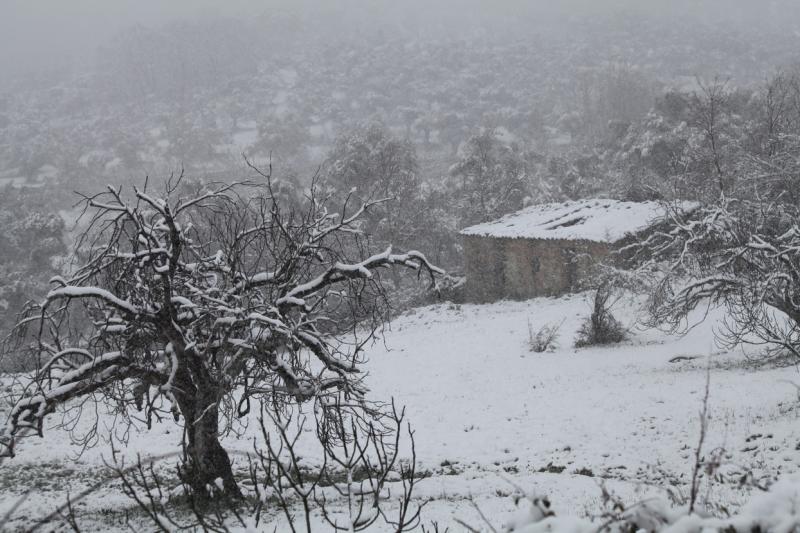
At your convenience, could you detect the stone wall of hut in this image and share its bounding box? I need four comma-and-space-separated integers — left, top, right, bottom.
463, 235, 613, 303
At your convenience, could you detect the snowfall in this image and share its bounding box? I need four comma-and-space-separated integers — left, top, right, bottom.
2, 291, 800, 531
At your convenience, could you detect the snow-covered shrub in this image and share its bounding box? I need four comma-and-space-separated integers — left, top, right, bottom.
500, 476, 800, 532
575, 284, 627, 348
528, 319, 563, 353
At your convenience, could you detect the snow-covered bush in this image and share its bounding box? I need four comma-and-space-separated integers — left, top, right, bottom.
502, 476, 800, 532
528, 319, 563, 353
574, 284, 627, 348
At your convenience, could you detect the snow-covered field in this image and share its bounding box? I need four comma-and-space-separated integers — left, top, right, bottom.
2, 292, 799, 531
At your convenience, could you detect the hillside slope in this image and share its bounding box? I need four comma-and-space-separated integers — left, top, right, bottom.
1, 292, 799, 530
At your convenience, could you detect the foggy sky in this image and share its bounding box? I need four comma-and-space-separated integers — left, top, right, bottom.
0, 0, 269, 80
1, 0, 793, 85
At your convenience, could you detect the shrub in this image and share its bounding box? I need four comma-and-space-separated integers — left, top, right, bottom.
575, 284, 627, 348
528, 319, 564, 353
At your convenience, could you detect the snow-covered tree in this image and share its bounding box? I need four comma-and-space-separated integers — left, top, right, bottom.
633, 197, 800, 359
448, 129, 529, 226
325, 123, 422, 250
0, 173, 441, 500
0, 196, 66, 338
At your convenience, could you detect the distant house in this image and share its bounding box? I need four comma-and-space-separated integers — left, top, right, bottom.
460, 199, 687, 303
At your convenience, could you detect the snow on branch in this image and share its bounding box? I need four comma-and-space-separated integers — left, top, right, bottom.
46, 286, 141, 316
634, 197, 800, 356
3, 351, 132, 454
277, 247, 442, 307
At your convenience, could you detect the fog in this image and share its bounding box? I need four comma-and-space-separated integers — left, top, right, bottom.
0, 0, 267, 80
2, 0, 795, 83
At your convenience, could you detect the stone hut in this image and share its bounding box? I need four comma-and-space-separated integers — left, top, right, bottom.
460, 199, 680, 303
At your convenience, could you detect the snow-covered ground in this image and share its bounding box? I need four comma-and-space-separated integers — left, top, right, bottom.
2, 292, 799, 531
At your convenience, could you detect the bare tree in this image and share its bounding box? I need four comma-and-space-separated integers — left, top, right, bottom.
633, 197, 800, 360
689, 77, 732, 196
0, 170, 441, 501
743, 69, 800, 204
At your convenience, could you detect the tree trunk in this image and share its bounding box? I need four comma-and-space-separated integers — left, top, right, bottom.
174, 369, 241, 501
185, 397, 241, 500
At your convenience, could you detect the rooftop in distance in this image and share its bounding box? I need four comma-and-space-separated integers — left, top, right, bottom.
460, 198, 697, 243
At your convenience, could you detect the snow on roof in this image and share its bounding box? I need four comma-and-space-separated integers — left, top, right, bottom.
460, 198, 695, 243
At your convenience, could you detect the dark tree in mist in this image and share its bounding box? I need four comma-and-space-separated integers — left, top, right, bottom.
0, 198, 65, 337
325, 123, 422, 250
449, 129, 529, 225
